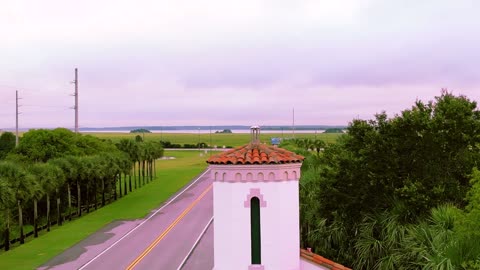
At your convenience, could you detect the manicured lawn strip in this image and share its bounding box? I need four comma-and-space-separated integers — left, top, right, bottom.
90, 132, 341, 146
0, 150, 209, 270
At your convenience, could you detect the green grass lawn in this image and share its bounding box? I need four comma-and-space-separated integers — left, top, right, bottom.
0, 150, 209, 270
89, 132, 341, 147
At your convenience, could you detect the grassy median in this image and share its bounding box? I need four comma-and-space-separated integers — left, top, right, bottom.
89, 132, 341, 147
0, 150, 209, 270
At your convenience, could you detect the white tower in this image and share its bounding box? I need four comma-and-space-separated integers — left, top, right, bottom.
208, 126, 304, 270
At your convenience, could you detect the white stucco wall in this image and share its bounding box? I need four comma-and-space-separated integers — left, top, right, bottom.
300, 258, 329, 270
212, 164, 302, 270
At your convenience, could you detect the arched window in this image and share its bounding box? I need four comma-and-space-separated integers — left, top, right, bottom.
235, 173, 242, 181
284, 171, 289, 180
214, 172, 218, 181
257, 172, 264, 181
250, 197, 261, 264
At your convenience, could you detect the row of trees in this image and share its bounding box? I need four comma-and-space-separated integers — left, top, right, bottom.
159, 140, 208, 149
0, 129, 163, 251
285, 92, 480, 269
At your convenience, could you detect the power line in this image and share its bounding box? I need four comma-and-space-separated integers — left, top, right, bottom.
22, 104, 69, 108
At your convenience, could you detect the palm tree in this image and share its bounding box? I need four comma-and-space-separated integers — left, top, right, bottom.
133, 142, 141, 188
29, 163, 64, 234
116, 139, 136, 192
117, 153, 131, 196
312, 139, 326, 156
90, 155, 105, 210
153, 142, 164, 177
354, 211, 408, 270
138, 143, 146, 185
143, 142, 154, 182
100, 153, 120, 202
28, 165, 45, 238
50, 157, 76, 221
47, 162, 65, 226
78, 156, 95, 213
401, 205, 472, 270
0, 175, 14, 251
0, 161, 38, 244
65, 156, 82, 217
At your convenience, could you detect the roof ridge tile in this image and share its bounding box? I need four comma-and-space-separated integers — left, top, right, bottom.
207, 143, 304, 165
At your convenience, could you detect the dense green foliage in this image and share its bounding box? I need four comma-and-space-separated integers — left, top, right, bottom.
288, 92, 480, 269
130, 128, 152, 133
0, 150, 208, 269
0, 128, 163, 252
91, 131, 341, 147
159, 140, 208, 149
0, 132, 16, 159
323, 128, 344, 133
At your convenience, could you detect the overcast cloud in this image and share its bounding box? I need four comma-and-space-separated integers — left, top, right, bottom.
1, 0, 479, 128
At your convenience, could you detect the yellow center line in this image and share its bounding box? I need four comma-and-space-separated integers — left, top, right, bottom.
125, 184, 213, 270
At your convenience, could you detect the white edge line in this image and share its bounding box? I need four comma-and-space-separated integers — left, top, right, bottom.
78, 169, 210, 270
176, 216, 214, 270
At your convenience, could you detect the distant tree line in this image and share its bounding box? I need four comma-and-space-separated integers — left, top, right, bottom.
130, 128, 151, 133
159, 140, 208, 149
0, 128, 163, 251
283, 92, 480, 269
323, 128, 344, 133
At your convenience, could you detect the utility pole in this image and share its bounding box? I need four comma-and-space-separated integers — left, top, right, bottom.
292, 108, 295, 139
15, 90, 20, 146
73, 68, 79, 133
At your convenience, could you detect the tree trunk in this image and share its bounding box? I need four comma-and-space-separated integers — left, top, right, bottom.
153, 159, 156, 179
57, 188, 62, 226
77, 181, 82, 217
142, 161, 145, 184
138, 161, 141, 187
124, 173, 128, 195
4, 209, 10, 251
146, 161, 149, 182
118, 174, 122, 198
133, 164, 137, 189
129, 173, 132, 192
147, 161, 150, 181
113, 176, 118, 200
86, 183, 90, 213
68, 183, 72, 221
34, 199, 38, 238
47, 194, 51, 232
102, 178, 105, 206
150, 161, 153, 181
18, 200, 24, 244
94, 182, 98, 210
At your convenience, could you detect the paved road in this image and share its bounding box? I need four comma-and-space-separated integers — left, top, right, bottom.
39, 169, 213, 270
181, 222, 214, 270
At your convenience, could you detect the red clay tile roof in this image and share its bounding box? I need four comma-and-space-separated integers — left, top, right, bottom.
300, 249, 351, 270
207, 143, 304, 165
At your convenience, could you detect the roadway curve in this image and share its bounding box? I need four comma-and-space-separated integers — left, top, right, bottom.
39, 169, 213, 270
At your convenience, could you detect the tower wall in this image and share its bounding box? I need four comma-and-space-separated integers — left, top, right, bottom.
212, 164, 301, 270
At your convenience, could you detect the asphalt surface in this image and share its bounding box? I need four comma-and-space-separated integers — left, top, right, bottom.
181, 222, 214, 270
38, 169, 213, 270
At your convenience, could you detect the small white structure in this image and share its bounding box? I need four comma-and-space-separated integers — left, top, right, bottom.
208, 126, 304, 270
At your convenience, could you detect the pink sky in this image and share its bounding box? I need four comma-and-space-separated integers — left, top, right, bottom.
1, 0, 479, 129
